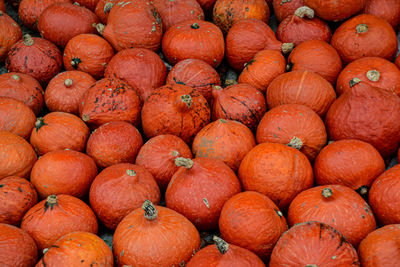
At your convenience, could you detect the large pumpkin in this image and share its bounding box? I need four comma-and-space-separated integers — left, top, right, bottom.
363, 0, 400, 28
0, 10, 22, 62
303, 0, 366, 21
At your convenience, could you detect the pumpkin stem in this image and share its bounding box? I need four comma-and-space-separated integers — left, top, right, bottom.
219, 119, 227, 123
35, 117, 46, 132
287, 136, 303, 150
142, 200, 158, 220
82, 114, 90, 122
213, 236, 229, 254
356, 24, 368, 34
64, 79, 73, 87
305, 265, 318, 267
175, 157, 194, 169
366, 70, 380, 82
275, 209, 283, 217
294, 6, 314, 19
44, 195, 58, 211
11, 74, 20, 81
43, 248, 49, 254
70, 58, 82, 70
322, 188, 333, 198
181, 94, 192, 108
349, 77, 362, 88
96, 23, 105, 35
23, 34, 34, 46
0, 11, 3, 16
126, 169, 136, 176
357, 185, 368, 196
191, 23, 200, 29
282, 43, 294, 54
104, 2, 114, 13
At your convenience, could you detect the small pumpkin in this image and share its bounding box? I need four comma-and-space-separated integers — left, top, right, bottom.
363, 0, 400, 28
303, 0, 366, 21
272, 0, 304, 22
0, 10, 22, 62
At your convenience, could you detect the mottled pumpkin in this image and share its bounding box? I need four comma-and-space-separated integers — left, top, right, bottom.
0, 10, 22, 62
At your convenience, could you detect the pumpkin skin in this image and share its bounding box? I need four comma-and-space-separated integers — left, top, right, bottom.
238, 49, 286, 93
63, 34, 114, 79
94, 0, 116, 23
363, 0, 400, 28
44, 71, 96, 115
272, 0, 304, 22
0, 73, 44, 115
287, 40, 342, 84
369, 165, 400, 225
113, 201, 201, 267
89, 163, 160, 230
256, 104, 327, 161
238, 142, 313, 210
358, 224, 400, 266
0, 11, 22, 62
141, 83, 211, 144
211, 84, 266, 131
6, 35, 62, 85
269, 221, 360, 266
0, 176, 38, 226
37, 3, 99, 47
0, 131, 37, 180
314, 139, 385, 196
0, 0, 4, 11
36, 231, 113, 267
30, 150, 98, 199
97, 0, 163, 52
162, 20, 225, 68
0, 223, 38, 267
325, 79, 400, 158
0, 97, 36, 139
21, 194, 98, 251
135, 134, 193, 192
336, 57, 400, 96
86, 121, 143, 169
303, 0, 366, 21
79, 77, 142, 129
192, 119, 256, 171
288, 185, 377, 247
266, 70, 336, 117
166, 157, 241, 230
166, 59, 221, 103
74, 0, 99, 10
219, 191, 287, 261
104, 48, 167, 102
331, 14, 398, 64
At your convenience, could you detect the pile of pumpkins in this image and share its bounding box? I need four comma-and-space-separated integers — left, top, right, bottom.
0, 0, 400, 265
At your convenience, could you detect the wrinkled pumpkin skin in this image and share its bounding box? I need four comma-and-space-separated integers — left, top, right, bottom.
303, 0, 366, 21
0, 11, 22, 62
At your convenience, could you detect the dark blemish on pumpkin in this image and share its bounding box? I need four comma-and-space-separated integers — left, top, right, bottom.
274, 134, 278, 138
281, 0, 291, 5
173, 77, 185, 85
17, 187, 22, 192
94, 97, 99, 103
0, 185, 4, 188
3, 191, 7, 194
24, 56, 28, 68
336, 236, 347, 250
361, 214, 365, 219
245, 7, 249, 11
81, 260, 85, 263
230, 96, 257, 120
278, 127, 281, 131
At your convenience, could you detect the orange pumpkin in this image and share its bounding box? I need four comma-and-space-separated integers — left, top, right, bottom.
0, 0, 4, 11
74, 0, 99, 10
272, 0, 304, 22
303, 0, 366, 21
0, 10, 22, 62
94, 0, 120, 23
363, 0, 400, 28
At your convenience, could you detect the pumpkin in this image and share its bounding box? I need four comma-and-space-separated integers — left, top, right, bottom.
238, 49, 286, 93
94, 0, 119, 23
269, 221, 360, 266
30, 112, 90, 156
166, 157, 241, 230
225, 19, 293, 71
63, 33, 114, 79
336, 56, 400, 96
44, 71, 96, 115
135, 134, 193, 192
219, 191, 287, 261
79, 77, 142, 129
272, 0, 304, 22
325, 78, 400, 158
213, 0, 270, 34
0, 223, 38, 267
303, 0, 366, 21
74, 0, 99, 10
266, 70, 336, 117
276, 6, 331, 46
0, 0, 4, 11
113, 200, 201, 266
141, 83, 211, 144
358, 224, 400, 266
6, 34, 62, 85
287, 40, 342, 84
314, 139, 385, 196
0, 73, 44, 115
186, 236, 266, 267
37, 2, 99, 47
363, 0, 400, 28
288, 185, 377, 247
0, 97, 36, 139
86, 121, 143, 169
369, 165, 400, 225
89, 163, 160, 230
104, 48, 167, 102
0, 11, 22, 62
211, 84, 266, 131
166, 59, 221, 103
238, 142, 313, 210
0, 176, 38, 226
96, 0, 162, 52
162, 20, 225, 68
0, 131, 37, 180
256, 104, 327, 161
192, 119, 255, 171
30, 150, 98, 199
331, 14, 398, 64
36, 231, 113, 267
21, 194, 98, 251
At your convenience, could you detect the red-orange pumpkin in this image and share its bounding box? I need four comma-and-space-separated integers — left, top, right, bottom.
74, 0, 99, 10
288, 185, 377, 247
21, 194, 98, 251
30, 150, 98, 199
113, 200, 201, 266
0, 0, 4, 11
89, 163, 160, 230
303, 0, 366, 21
86, 121, 143, 169
94, 0, 119, 23
363, 0, 400, 28
219, 191, 287, 261
0, 11, 22, 62
272, 0, 304, 22
269, 221, 360, 266
0, 176, 38, 226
